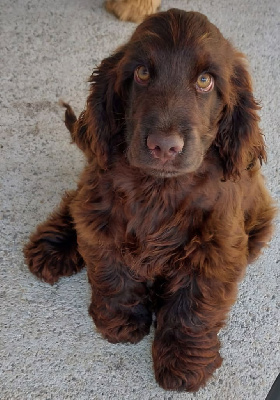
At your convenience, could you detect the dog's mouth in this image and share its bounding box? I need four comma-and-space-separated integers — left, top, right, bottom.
144, 165, 182, 178
127, 154, 199, 178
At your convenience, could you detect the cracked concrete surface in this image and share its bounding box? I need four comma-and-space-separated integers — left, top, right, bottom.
0, 0, 279, 399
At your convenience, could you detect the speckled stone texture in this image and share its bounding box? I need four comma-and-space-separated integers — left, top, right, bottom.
0, 0, 279, 399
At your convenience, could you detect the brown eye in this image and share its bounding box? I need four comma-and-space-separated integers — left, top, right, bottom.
134, 66, 150, 84
196, 73, 214, 92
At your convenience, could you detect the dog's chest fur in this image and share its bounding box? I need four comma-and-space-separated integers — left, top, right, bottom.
74, 161, 220, 278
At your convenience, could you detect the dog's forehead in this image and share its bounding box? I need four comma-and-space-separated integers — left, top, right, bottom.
132, 9, 222, 47
129, 10, 225, 69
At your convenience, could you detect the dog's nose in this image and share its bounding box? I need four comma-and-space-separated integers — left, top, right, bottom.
147, 133, 184, 162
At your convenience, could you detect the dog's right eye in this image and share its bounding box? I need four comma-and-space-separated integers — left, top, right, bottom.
134, 66, 150, 85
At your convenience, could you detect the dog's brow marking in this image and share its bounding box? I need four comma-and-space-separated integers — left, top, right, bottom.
198, 32, 210, 43
143, 31, 162, 40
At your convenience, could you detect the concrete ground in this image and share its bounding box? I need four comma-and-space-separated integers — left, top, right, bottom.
0, 0, 279, 399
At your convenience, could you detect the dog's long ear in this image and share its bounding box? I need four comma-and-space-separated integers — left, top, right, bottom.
72, 47, 127, 168
214, 54, 266, 181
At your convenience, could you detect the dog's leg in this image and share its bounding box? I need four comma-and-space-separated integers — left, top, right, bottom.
152, 274, 232, 392
24, 191, 85, 284
80, 243, 152, 343
150, 210, 252, 391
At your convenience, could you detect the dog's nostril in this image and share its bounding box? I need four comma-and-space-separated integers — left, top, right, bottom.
170, 146, 181, 154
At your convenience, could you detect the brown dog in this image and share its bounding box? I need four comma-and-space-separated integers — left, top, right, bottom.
24, 10, 275, 391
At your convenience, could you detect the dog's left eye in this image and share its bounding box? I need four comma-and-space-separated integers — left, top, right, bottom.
134, 66, 150, 85
196, 73, 214, 92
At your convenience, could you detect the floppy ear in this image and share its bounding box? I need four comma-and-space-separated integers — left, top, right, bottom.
214, 54, 266, 181
73, 47, 127, 168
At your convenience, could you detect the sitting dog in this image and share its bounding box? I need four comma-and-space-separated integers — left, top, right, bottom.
24, 9, 275, 391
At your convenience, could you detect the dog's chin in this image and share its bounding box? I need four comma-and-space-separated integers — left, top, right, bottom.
129, 159, 201, 179
144, 167, 185, 178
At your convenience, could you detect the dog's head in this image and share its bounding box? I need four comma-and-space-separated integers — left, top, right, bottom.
75, 9, 265, 180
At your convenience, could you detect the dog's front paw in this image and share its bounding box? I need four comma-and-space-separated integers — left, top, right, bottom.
153, 336, 222, 391
24, 231, 84, 284
155, 366, 197, 392
89, 302, 152, 344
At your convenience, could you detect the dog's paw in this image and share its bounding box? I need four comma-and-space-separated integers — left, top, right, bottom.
153, 335, 222, 391
89, 302, 152, 344
24, 234, 84, 284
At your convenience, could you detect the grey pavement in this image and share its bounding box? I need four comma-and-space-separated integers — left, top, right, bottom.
0, 0, 279, 399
